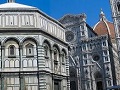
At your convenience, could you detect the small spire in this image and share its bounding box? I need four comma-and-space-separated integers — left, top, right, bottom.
100, 8, 104, 15
99, 8, 106, 21
7, 0, 15, 3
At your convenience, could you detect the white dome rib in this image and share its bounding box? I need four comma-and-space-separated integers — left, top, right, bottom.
0, 2, 37, 9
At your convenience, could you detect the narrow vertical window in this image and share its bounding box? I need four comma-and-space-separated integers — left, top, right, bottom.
104, 57, 108, 61
89, 44, 92, 49
54, 48, 58, 71
54, 49, 57, 61
26, 43, 34, 56
103, 50, 107, 55
117, 2, 120, 12
102, 41, 106, 46
9, 45, 15, 56
44, 44, 50, 59
44, 46, 48, 57
84, 60, 87, 65
62, 53, 65, 63
81, 31, 85, 35
83, 54, 87, 59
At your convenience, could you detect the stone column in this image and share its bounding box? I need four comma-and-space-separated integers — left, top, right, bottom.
50, 48, 54, 90
66, 56, 70, 90
37, 45, 47, 90
19, 44, 23, 69
59, 53, 62, 74
1, 74, 4, 90
37, 45, 45, 70
51, 48, 54, 73
0, 46, 1, 70
20, 75, 25, 90
1, 46, 5, 69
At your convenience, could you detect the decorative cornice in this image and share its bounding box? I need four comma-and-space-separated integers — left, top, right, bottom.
0, 28, 68, 46
0, 4, 66, 30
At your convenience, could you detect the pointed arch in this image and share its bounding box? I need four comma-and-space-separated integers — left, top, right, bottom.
42, 40, 51, 58
61, 49, 67, 63
4, 37, 20, 57
53, 44, 60, 53
61, 48, 67, 55
42, 39, 51, 49
52, 44, 60, 62
3, 37, 20, 45
23, 37, 38, 56
22, 37, 38, 45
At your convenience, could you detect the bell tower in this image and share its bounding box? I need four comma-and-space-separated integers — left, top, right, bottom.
110, 0, 120, 62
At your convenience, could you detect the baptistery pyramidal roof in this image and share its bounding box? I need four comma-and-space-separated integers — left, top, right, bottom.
93, 10, 115, 39
0, 0, 37, 10
0, 0, 66, 41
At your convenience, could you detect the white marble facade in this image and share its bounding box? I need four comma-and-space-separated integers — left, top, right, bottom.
0, 0, 70, 90
59, 14, 119, 90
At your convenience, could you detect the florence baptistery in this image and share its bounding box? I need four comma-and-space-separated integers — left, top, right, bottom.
0, 0, 70, 90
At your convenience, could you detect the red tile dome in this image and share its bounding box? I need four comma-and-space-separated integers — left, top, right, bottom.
93, 10, 115, 39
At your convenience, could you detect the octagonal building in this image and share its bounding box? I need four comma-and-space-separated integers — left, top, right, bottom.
0, 0, 70, 90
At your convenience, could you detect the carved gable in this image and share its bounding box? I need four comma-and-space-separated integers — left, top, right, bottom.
59, 14, 86, 27
59, 15, 78, 24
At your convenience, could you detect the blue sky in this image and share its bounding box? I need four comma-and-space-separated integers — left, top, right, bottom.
0, 0, 112, 27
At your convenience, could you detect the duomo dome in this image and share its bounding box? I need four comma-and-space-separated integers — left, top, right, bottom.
93, 10, 115, 39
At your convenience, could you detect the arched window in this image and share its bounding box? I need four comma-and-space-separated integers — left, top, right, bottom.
54, 49, 58, 61
117, 2, 120, 12
62, 51, 66, 64
62, 53, 65, 62
26, 43, 34, 56
53, 47, 59, 70
53, 47, 60, 72
9, 45, 15, 56
44, 46, 48, 56
44, 44, 50, 58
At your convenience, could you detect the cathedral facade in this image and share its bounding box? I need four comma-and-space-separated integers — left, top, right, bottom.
59, 11, 120, 90
0, 0, 70, 90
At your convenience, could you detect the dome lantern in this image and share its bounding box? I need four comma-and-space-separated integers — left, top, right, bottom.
99, 9, 106, 21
